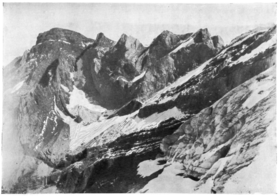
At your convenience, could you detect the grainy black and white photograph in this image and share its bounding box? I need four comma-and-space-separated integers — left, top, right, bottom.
1, 2, 278, 194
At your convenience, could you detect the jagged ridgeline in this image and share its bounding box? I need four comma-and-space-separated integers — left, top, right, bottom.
2, 25, 276, 193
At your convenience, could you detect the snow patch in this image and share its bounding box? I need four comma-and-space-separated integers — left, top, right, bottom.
80, 41, 93, 47
58, 39, 71, 44
67, 86, 106, 113
85, 42, 93, 47
40, 116, 49, 137
137, 159, 166, 177
70, 72, 74, 80
116, 76, 128, 83
62, 40, 71, 44
60, 84, 70, 93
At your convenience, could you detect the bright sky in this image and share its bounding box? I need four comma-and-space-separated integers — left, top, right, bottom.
3, 3, 276, 66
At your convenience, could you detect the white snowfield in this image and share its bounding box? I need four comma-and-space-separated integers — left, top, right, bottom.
61, 85, 106, 113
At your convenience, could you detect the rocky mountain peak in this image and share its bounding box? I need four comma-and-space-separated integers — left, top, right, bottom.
211, 35, 224, 50
96, 32, 105, 41
96, 32, 115, 47
193, 28, 212, 43
119, 33, 128, 41
148, 30, 182, 58
36, 27, 94, 45
115, 33, 143, 50
151, 30, 178, 48
159, 30, 174, 37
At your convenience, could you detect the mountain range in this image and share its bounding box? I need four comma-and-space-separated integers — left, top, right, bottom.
2, 24, 276, 193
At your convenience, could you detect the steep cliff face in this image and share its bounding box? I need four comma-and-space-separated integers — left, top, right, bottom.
2, 25, 276, 193
2, 28, 97, 192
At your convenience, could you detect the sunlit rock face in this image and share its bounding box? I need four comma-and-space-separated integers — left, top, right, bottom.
1, 25, 276, 193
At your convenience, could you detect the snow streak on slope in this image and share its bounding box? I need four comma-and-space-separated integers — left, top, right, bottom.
132, 71, 146, 83
145, 58, 210, 104
229, 34, 276, 67
169, 36, 194, 54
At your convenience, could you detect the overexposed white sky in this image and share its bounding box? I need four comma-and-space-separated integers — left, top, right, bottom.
3, 3, 276, 66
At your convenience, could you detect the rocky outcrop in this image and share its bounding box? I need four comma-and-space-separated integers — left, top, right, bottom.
153, 66, 276, 193
211, 35, 224, 51
138, 25, 276, 118
148, 30, 190, 59
134, 28, 224, 100
2, 25, 276, 193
